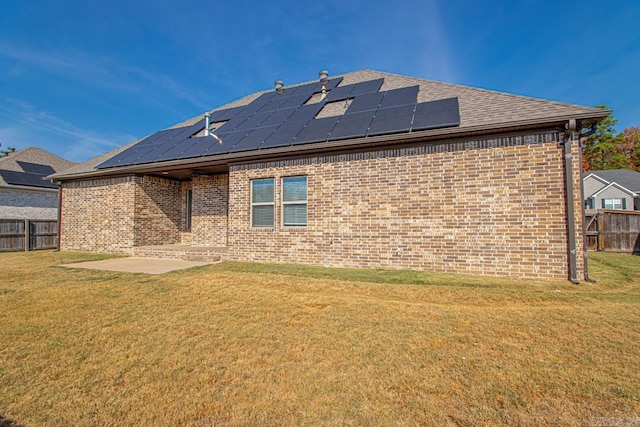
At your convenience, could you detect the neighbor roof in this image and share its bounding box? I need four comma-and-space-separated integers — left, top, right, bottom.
0, 147, 76, 189
585, 169, 640, 194
52, 69, 609, 181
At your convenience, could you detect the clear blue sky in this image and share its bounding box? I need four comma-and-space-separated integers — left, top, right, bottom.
1, 0, 638, 163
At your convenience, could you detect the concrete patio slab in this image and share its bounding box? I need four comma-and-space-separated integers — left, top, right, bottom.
59, 257, 210, 274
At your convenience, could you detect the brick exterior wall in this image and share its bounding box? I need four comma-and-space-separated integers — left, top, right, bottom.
59, 130, 586, 280
0, 188, 59, 220
133, 176, 182, 246
61, 176, 188, 254
61, 177, 137, 254
190, 174, 228, 247
227, 131, 584, 280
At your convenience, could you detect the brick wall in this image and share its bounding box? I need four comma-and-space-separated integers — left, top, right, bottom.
61, 176, 186, 253
60, 177, 136, 254
228, 131, 583, 280
0, 188, 59, 220
133, 176, 182, 246
190, 174, 228, 246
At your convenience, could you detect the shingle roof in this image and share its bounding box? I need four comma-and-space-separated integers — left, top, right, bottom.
586, 169, 640, 193
53, 69, 609, 179
0, 147, 76, 188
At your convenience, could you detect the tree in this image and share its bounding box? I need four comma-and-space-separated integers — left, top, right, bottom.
583, 105, 628, 171
619, 127, 640, 171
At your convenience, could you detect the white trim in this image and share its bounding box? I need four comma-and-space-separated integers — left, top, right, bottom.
591, 181, 635, 198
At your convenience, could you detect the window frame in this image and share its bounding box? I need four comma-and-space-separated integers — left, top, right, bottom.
251, 178, 275, 228
603, 198, 624, 210
281, 176, 308, 227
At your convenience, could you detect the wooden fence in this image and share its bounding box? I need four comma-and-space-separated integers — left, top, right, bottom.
0, 219, 58, 252
585, 210, 640, 253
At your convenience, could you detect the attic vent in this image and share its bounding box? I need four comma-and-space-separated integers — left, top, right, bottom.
315, 99, 351, 119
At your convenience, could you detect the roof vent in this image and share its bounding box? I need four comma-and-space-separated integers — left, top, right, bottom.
319, 69, 329, 100
8, 147, 15, 152
274, 79, 284, 95
203, 112, 222, 144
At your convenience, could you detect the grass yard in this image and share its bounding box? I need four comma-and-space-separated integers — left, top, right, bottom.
1, 251, 639, 426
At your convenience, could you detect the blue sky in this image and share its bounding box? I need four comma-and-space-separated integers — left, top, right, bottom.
1, 0, 638, 163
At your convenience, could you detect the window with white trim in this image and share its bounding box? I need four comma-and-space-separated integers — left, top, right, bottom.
282, 176, 307, 227
603, 198, 624, 210
251, 178, 274, 227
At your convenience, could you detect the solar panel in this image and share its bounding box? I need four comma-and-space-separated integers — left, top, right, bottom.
176, 135, 229, 159
230, 125, 279, 152
212, 116, 249, 134
326, 84, 355, 102
368, 104, 416, 136
16, 161, 56, 175
258, 96, 291, 113
349, 78, 384, 97
234, 111, 272, 130
208, 106, 246, 122
279, 93, 313, 109
258, 107, 296, 127
379, 86, 419, 109
329, 110, 376, 140
152, 137, 202, 161
345, 92, 384, 114
287, 103, 324, 123
0, 169, 57, 188
235, 99, 271, 117
309, 77, 343, 94
411, 97, 460, 131
260, 121, 308, 149
293, 116, 340, 145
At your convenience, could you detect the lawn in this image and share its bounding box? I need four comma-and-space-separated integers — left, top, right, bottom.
1, 251, 639, 426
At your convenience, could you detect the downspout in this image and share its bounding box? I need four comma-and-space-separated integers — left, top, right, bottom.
564, 119, 579, 284
578, 124, 597, 282
57, 184, 63, 251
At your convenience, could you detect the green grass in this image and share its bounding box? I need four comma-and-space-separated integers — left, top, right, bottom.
1, 251, 639, 426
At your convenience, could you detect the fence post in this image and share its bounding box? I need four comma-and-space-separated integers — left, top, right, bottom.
597, 211, 605, 251
24, 219, 28, 251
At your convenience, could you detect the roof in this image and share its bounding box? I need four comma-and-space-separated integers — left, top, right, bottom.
53, 69, 610, 181
0, 147, 76, 189
585, 169, 640, 194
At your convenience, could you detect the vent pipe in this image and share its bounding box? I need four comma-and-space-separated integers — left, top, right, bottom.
204, 112, 211, 136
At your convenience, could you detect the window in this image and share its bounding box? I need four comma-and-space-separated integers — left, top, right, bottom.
251, 179, 274, 227
185, 189, 193, 231
282, 176, 307, 226
603, 198, 625, 210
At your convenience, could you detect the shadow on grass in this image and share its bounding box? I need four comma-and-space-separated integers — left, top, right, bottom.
0, 415, 24, 427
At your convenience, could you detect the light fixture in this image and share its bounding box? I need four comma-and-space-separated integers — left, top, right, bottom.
274, 79, 284, 95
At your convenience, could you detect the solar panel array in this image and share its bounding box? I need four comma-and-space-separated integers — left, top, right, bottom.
0, 169, 57, 189
98, 77, 460, 169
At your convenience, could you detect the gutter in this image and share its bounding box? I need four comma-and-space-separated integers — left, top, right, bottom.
51, 111, 611, 182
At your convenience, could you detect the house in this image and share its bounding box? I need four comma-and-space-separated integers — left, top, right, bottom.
50, 70, 609, 282
0, 147, 76, 220
583, 169, 640, 211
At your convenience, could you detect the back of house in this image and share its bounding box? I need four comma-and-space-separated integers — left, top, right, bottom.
51, 70, 610, 281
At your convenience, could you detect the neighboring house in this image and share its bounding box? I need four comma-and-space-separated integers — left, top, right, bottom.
0, 147, 76, 220
583, 169, 640, 211
51, 70, 609, 281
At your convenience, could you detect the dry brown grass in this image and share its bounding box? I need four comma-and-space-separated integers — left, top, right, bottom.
1, 250, 639, 426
